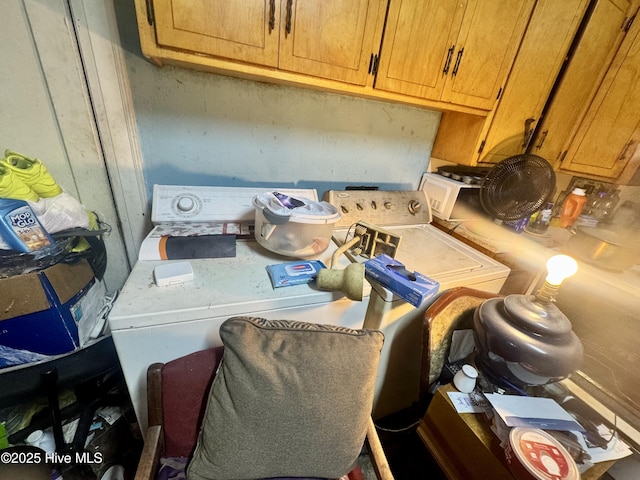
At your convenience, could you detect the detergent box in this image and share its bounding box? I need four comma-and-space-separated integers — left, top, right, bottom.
364, 254, 440, 307
0, 259, 105, 358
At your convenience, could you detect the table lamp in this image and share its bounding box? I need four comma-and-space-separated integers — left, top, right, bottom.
473, 254, 583, 390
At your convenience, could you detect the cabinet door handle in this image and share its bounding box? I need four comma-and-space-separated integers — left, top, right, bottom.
145, 0, 155, 25
285, 0, 293, 36
452, 48, 464, 76
619, 141, 635, 161
523, 117, 535, 148
269, 0, 276, 33
368, 54, 380, 75
443, 45, 455, 75
535, 130, 548, 150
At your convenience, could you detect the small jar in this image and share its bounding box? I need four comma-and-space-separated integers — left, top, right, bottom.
25, 429, 56, 454
453, 364, 478, 393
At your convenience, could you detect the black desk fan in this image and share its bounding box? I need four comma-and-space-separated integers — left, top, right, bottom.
479, 153, 556, 222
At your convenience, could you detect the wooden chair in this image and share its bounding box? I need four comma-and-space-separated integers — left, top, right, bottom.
419, 286, 499, 406
134, 346, 395, 480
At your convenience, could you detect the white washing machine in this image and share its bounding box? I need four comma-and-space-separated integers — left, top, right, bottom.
324, 190, 510, 418
108, 186, 509, 432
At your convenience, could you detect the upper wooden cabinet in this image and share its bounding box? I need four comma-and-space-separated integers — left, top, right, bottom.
532, 0, 634, 164
277, 0, 386, 85
431, 0, 590, 165
432, 0, 640, 186
477, 0, 590, 164
134, 0, 538, 114
556, 12, 640, 181
148, 0, 387, 86
375, 0, 535, 110
152, 0, 280, 67
530, 0, 640, 182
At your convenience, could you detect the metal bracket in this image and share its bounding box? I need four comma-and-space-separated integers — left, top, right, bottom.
349, 221, 402, 259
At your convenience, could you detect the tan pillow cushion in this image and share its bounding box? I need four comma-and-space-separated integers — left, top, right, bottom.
187, 317, 384, 480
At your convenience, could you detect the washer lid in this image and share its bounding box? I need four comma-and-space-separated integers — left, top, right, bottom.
332, 223, 510, 291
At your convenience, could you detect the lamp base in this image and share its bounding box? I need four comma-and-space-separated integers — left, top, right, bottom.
316, 263, 365, 301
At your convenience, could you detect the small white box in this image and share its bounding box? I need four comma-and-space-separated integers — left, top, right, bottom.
154, 261, 194, 287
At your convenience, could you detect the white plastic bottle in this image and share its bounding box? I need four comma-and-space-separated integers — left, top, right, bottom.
0, 199, 54, 252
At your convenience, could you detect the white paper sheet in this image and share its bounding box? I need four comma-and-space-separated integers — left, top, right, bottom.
485, 393, 585, 432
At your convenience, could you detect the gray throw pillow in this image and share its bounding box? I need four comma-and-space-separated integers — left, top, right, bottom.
187, 317, 384, 480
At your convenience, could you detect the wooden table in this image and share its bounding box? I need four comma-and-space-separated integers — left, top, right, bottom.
417, 385, 616, 479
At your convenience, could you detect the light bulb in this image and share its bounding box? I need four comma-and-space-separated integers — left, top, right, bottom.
545, 254, 578, 286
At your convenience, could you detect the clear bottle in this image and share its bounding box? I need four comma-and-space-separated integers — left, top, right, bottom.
560, 188, 587, 228
526, 202, 554, 234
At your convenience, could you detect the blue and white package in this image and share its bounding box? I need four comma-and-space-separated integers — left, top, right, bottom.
266, 260, 326, 288
364, 254, 439, 307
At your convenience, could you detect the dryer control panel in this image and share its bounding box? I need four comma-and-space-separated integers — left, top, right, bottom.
151, 185, 317, 223
323, 190, 432, 228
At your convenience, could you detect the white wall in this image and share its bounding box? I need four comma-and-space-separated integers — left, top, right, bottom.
113, 0, 442, 202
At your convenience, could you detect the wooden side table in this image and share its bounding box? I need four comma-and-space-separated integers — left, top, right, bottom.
417, 385, 616, 479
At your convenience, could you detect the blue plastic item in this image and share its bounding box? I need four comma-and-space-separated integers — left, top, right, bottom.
0, 199, 54, 252
265, 260, 326, 288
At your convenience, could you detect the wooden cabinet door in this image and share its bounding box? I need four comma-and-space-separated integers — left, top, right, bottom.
375, 0, 466, 100
478, 0, 590, 165
533, 0, 634, 166
442, 0, 535, 110
375, 0, 534, 110
152, 0, 280, 67
277, 0, 387, 85
560, 20, 640, 179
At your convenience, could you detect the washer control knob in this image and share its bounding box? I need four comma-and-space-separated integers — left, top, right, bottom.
177, 196, 195, 212
408, 200, 422, 214
384, 202, 392, 209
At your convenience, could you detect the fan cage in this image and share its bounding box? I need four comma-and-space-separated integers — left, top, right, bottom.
480, 154, 555, 222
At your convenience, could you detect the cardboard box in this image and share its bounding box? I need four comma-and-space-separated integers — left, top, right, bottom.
0, 259, 105, 356
364, 254, 440, 307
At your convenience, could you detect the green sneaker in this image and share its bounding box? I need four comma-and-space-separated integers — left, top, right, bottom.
3, 150, 62, 198
0, 162, 39, 201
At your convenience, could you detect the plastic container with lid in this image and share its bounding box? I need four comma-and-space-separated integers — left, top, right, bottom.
559, 188, 587, 228
253, 192, 341, 258
504, 428, 580, 480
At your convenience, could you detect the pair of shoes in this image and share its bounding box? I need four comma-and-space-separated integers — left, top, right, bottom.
0, 162, 39, 201
0, 150, 62, 201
